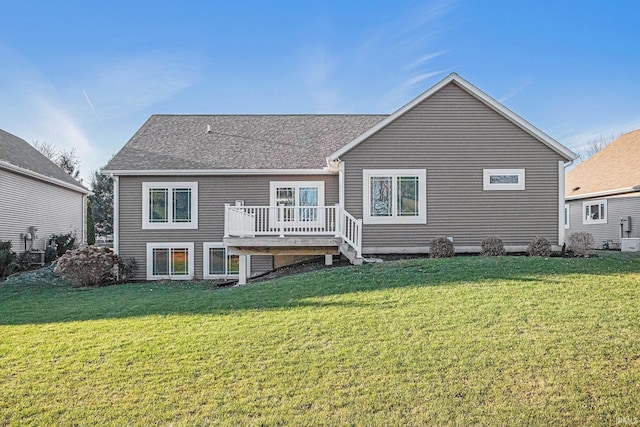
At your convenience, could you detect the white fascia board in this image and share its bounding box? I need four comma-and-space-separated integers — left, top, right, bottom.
101, 168, 335, 176
565, 187, 640, 201
329, 73, 578, 162
0, 160, 90, 194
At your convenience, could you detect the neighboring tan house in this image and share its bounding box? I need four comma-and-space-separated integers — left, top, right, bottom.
565, 129, 640, 250
103, 73, 577, 283
0, 128, 90, 254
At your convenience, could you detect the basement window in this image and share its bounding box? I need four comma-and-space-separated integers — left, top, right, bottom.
146, 242, 194, 280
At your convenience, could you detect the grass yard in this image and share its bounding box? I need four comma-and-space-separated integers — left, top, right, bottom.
1, 253, 640, 425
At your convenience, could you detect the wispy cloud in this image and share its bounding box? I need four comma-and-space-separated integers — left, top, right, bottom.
299, 46, 341, 112
498, 78, 533, 103
83, 52, 201, 119
0, 45, 201, 182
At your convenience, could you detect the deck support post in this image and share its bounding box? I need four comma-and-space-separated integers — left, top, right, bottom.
238, 255, 247, 285
325, 254, 333, 266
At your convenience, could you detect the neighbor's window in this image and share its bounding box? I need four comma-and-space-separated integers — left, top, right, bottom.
146, 242, 194, 280
203, 243, 240, 278
583, 199, 607, 225
363, 169, 427, 224
564, 204, 570, 229
143, 182, 198, 229
483, 169, 525, 190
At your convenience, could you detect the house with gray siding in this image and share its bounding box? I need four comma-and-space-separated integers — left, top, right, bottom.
565, 129, 640, 250
103, 73, 576, 284
0, 129, 89, 254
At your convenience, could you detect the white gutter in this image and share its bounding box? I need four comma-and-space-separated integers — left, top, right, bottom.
565, 186, 640, 201
0, 159, 90, 194
101, 168, 335, 176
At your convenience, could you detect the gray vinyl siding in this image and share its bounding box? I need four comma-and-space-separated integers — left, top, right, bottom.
566, 194, 640, 247
0, 168, 85, 253
118, 174, 338, 280
341, 82, 565, 252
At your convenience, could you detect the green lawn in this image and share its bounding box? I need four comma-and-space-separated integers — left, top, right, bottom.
1, 253, 640, 426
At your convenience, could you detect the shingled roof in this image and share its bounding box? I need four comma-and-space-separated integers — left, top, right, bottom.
566, 129, 640, 200
0, 128, 88, 193
103, 114, 387, 172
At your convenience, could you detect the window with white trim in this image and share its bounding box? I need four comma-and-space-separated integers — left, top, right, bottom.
564, 204, 570, 229
142, 182, 198, 229
269, 181, 324, 223
203, 243, 240, 278
483, 169, 525, 190
363, 169, 427, 224
146, 242, 194, 280
583, 199, 607, 224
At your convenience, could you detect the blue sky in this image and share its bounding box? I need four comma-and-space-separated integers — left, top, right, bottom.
1, 0, 639, 183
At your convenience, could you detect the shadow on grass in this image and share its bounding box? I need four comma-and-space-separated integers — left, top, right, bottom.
1, 252, 639, 325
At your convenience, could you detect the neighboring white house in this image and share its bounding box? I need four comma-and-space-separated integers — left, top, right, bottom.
565, 129, 640, 249
0, 128, 90, 254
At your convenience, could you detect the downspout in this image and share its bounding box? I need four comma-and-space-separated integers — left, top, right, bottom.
112, 174, 120, 255
558, 161, 566, 247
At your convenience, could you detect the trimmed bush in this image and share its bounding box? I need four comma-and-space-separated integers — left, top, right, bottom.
481, 236, 505, 256
567, 232, 595, 257
0, 241, 17, 278
118, 257, 138, 283
55, 246, 119, 287
527, 236, 551, 257
51, 232, 77, 258
430, 237, 454, 258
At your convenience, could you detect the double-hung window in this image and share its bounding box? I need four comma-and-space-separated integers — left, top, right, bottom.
203, 243, 241, 278
146, 242, 194, 280
583, 199, 607, 224
363, 169, 427, 224
142, 182, 198, 229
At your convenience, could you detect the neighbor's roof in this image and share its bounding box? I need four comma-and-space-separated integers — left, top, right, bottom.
566, 129, 640, 200
0, 128, 89, 193
103, 114, 387, 173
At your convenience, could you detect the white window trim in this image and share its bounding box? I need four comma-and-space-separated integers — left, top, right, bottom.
483, 169, 525, 191
203, 242, 247, 279
142, 182, 198, 229
363, 169, 427, 225
269, 181, 325, 226
146, 242, 195, 280
269, 181, 325, 207
582, 199, 608, 225
564, 204, 570, 229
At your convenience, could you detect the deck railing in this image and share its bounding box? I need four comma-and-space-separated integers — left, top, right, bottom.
224, 204, 362, 258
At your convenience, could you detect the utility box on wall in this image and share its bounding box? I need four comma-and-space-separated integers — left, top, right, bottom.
621, 238, 640, 252
621, 216, 631, 233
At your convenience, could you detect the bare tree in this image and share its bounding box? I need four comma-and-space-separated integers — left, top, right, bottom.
580, 133, 619, 160
33, 140, 81, 180
33, 140, 60, 160
58, 148, 81, 179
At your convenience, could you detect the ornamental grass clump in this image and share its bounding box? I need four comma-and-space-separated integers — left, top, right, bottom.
429, 237, 454, 258
55, 246, 119, 287
527, 236, 551, 257
481, 236, 505, 256
567, 231, 595, 257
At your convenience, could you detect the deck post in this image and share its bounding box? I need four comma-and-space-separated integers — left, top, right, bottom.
334, 204, 341, 237
279, 205, 285, 238
238, 255, 247, 285
356, 218, 363, 259
325, 254, 333, 266
224, 204, 230, 238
